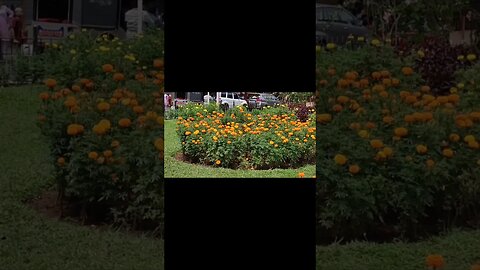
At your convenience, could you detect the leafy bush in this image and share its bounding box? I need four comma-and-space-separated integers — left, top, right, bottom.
37, 43, 164, 231
316, 44, 480, 243
175, 104, 316, 169
28, 28, 164, 86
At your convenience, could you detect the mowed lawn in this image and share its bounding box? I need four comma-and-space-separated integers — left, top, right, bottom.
316, 229, 480, 270
0, 86, 163, 270
164, 119, 316, 178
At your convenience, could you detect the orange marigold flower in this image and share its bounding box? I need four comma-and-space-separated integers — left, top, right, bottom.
416, 144, 428, 154
401, 66, 414, 76
471, 264, 480, 270
468, 140, 480, 149
133, 105, 144, 114
111, 140, 120, 148
370, 139, 384, 149
383, 116, 394, 124
383, 147, 393, 157
334, 154, 347, 165
298, 172, 305, 178
45, 78, 57, 88
349, 122, 361, 130
449, 133, 460, 142
154, 138, 164, 151
118, 118, 132, 128
88, 151, 98, 160
97, 101, 110, 112
39, 92, 50, 101
337, 95, 350, 104
102, 64, 114, 73
394, 127, 408, 137
426, 159, 435, 168
317, 114, 332, 123
365, 122, 376, 129
113, 72, 125, 81
153, 58, 164, 68
426, 254, 445, 268
349, 164, 360, 174
103, 150, 113, 158
63, 96, 77, 108
57, 157, 65, 166
442, 148, 454, 158
67, 123, 84, 136
71, 85, 81, 92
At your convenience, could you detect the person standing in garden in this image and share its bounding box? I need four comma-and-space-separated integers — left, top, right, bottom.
124, 0, 157, 39
0, 3, 13, 60
11, 8, 25, 53
164, 93, 169, 111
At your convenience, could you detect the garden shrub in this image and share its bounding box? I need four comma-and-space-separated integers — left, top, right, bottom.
316, 42, 480, 243
175, 104, 316, 169
37, 34, 165, 231
413, 36, 475, 95
28, 28, 164, 86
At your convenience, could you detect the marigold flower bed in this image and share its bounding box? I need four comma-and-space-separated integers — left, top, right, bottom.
37, 58, 164, 229
175, 104, 316, 169
316, 42, 480, 243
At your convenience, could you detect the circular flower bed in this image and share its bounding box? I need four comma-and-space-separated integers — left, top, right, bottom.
175, 103, 316, 169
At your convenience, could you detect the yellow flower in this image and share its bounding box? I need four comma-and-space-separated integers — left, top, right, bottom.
464, 135, 476, 143
383, 147, 393, 157
442, 148, 454, 158
334, 154, 347, 165
358, 130, 369, 138
269, 140, 274, 145
467, 53, 477, 61
185, 131, 192, 135
416, 144, 428, 154
326, 43, 336, 50
97, 102, 110, 112
215, 160, 221, 165
371, 39, 381, 46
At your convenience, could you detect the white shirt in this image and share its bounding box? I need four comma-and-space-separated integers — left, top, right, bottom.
125, 8, 156, 38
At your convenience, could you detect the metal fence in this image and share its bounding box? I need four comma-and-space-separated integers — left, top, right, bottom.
0, 38, 42, 86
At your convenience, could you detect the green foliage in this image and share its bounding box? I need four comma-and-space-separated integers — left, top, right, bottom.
36, 33, 165, 230
316, 44, 480, 243
175, 104, 316, 169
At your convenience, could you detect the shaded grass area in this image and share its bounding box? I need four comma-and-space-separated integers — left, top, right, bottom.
0, 86, 163, 270
316, 229, 480, 270
164, 120, 316, 178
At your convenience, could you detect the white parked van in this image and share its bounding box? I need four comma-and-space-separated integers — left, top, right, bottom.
219, 92, 247, 110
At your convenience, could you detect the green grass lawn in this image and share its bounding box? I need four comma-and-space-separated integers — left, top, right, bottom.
164, 119, 316, 178
0, 85, 163, 270
316, 229, 480, 270
2, 86, 480, 269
